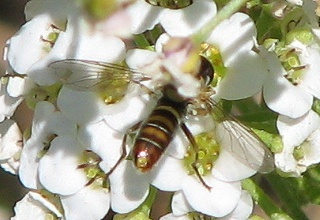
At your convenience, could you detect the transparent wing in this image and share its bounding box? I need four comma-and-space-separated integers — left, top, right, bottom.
49, 59, 150, 92
209, 100, 274, 174
216, 120, 274, 173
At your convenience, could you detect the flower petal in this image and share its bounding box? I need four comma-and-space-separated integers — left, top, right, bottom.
57, 87, 107, 124
261, 49, 313, 118
207, 13, 256, 64
109, 161, 150, 213
0, 84, 23, 122
216, 51, 267, 100
276, 110, 320, 174
299, 46, 320, 99
102, 85, 152, 133
60, 186, 110, 220
171, 191, 192, 216
12, 191, 63, 220
277, 110, 320, 149
78, 121, 123, 173
127, 0, 162, 34
220, 190, 253, 220
6, 14, 59, 81
0, 119, 22, 160
38, 136, 88, 195
304, 129, 320, 165
161, 0, 217, 37
182, 176, 241, 217
151, 156, 186, 191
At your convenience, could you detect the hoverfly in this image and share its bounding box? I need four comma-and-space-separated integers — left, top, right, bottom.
145, 0, 193, 9
50, 56, 274, 188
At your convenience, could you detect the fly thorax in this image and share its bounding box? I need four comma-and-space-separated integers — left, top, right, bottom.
162, 84, 186, 103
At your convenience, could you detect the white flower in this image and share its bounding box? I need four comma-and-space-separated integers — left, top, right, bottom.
0, 119, 22, 174
77, 93, 153, 213
149, 119, 262, 217
130, 12, 269, 101
160, 190, 253, 219
101, 111, 265, 217
5, 13, 66, 86
152, 157, 242, 217
3, 0, 282, 218
118, 15, 272, 216
18, 102, 111, 219
206, 13, 268, 100
261, 48, 312, 118
67, 84, 154, 214
57, 83, 148, 125
6, 1, 126, 87
11, 191, 64, 220
0, 83, 23, 122
60, 186, 110, 220
107, 160, 151, 213
291, 41, 320, 99
128, 0, 217, 36
261, 39, 320, 118
276, 110, 320, 175
19, 102, 77, 189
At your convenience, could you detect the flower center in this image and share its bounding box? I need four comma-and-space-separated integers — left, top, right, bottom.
78, 150, 109, 189
41, 24, 61, 52
278, 48, 306, 85
26, 83, 62, 109
37, 134, 58, 158
98, 77, 129, 104
183, 132, 219, 177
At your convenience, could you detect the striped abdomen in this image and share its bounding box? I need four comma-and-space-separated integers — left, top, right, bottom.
133, 90, 187, 172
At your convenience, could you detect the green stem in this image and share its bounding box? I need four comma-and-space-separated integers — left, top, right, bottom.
266, 173, 309, 220
242, 178, 283, 216
140, 186, 157, 216
193, 0, 250, 44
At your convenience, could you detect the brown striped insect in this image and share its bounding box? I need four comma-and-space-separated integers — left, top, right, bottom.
131, 57, 213, 174
145, 0, 193, 9
50, 56, 274, 189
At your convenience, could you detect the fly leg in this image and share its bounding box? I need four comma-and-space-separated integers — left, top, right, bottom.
104, 133, 128, 177
78, 134, 130, 187
105, 122, 142, 177
180, 122, 212, 190
77, 150, 103, 186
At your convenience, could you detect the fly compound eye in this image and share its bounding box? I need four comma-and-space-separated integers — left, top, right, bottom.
199, 56, 214, 86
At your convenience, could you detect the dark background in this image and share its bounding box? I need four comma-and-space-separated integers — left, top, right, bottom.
0, 0, 28, 218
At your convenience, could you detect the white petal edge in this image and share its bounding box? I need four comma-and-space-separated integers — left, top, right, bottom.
161, 0, 217, 37
220, 190, 253, 220
60, 186, 110, 220
182, 176, 241, 217
38, 136, 88, 195
109, 161, 150, 213
0, 119, 22, 160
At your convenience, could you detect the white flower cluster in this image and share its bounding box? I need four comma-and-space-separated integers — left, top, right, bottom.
2, 0, 320, 219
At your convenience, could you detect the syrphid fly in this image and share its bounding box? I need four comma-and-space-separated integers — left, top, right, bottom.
50, 55, 274, 188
